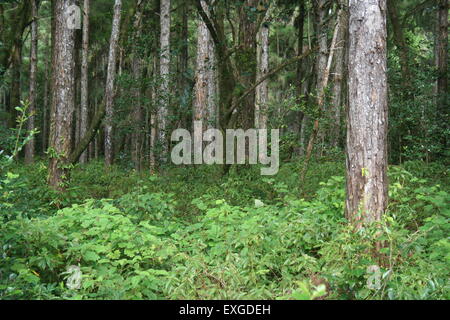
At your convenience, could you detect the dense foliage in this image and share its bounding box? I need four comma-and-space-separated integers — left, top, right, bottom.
0, 0, 448, 301
1, 153, 448, 299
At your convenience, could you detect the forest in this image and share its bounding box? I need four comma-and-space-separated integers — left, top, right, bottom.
0, 0, 448, 300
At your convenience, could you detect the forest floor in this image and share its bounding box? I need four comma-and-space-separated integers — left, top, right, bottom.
0, 158, 448, 300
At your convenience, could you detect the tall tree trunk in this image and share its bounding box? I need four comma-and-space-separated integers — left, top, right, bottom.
293, 0, 306, 156
255, 22, 269, 129
436, 0, 448, 145
48, 0, 76, 191
9, 40, 22, 129
131, 0, 144, 171
157, 0, 171, 164
150, 53, 159, 173
206, 17, 217, 129
80, 0, 90, 164
25, 0, 39, 163
330, 0, 348, 148
178, 1, 190, 130
234, 0, 261, 130
314, 0, 329, 149
104, 0, 122, 166
42, 33, 50, 154
346, 0, 388, 227
193, 0, 212, 130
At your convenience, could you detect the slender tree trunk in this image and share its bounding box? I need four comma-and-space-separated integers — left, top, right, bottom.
293, 0, 306, 156
25, 0, 39, 163
150, 54, 159, 173
48, 0, 76, 191
314, 0, 329, 148
131, 0, 144, 171
346, 0, 388, 227
206, 18, 217, 129
178, 1, 190, 129
104, 0, 122, 166
255, 22, 269, 129
436, 0, 448, 144
42, 34, 50, 153
193, 0, 212, 130
9, 40, 22, 129
157, 0, 171, 164
330, 0, 348, 148
79, 0, 90, 164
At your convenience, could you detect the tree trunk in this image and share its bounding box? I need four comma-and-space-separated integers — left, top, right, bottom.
8, 40, 22, 129
207, 20, 217, 129
255, 22, 269, 129
104, 0, 122, 166
193, 0, 212, 131
436, 0, 448, 143
25, 0, 39, 163
346, 0, 388, 227
330, 0, 348, 148
48, 0, 76, 191
157, 0, 171, 164
79, 0, 90, 164
42, 34, 50, 154
234, 0, 261, 130
293, 0, 306, 156
131, 0, 144, 171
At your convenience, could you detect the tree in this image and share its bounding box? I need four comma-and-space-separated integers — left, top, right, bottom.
25, 0, 39, 163
255, 21, 269, 129
330, 0, 349, 148
293, 0, 306, 155
79, 0, 90, 164
193, 0, 216, 131
104, 0, 123, 166
346, 0, 388, 227
157, 0, 171, 164
131, 0, 144, 171
48, 0, 76, 190
436, 0, 448, 143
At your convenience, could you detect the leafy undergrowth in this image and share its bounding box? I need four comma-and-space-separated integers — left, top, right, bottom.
0, 160, 448, 300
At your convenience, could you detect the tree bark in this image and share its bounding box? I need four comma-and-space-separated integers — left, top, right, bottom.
193, 0, 216, 132
330, 0, 348, 148
48, 0, 76, 191
436, 0, 448, 142
193, 0, 210, 125
157, 0, 171, 164
131, 0, 144, 171
234, 0, 262, 130
104, 0, 122, 166
8, 40, 22, 129
42, 33, 50, 154
25, 0, 39, 163
346, 0, 388, 227
293, 0, 306, 155
79, 0, 90, 164
255, 22, 269, 129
